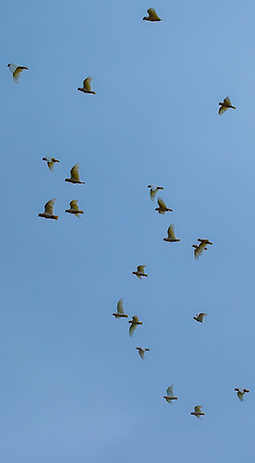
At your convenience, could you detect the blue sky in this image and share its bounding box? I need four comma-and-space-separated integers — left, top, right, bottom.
1, 1, 255, 462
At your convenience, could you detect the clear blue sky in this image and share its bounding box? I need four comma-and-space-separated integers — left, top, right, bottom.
1, 1, 255, 462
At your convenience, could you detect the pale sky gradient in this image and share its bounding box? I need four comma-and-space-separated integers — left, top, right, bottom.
1, 1, 255, 462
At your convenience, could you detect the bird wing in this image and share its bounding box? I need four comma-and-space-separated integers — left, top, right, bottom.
70, 163, 80, 180
167, 224, 176, 239
166, 384, 174, 397
44, 198, 56, 215
129, 323, 137, 337
224, 96, 231, 106
117, 298, 124, 314
157, 197, 167, 210
218, 105, 229, 115
194, 406, 202, 413
83, 76, 93, 91
48, 159, 55, 172
195, 242, 207, 258
198, 313, 207, 322
138, 348, 145, 359
237, 391, 244, 401
13, 67, 25, 83
147, 8, 160, 19
137, 265, 146, 273
150, 188, 157, 201
132, 315, 139, 323
70, 199, 79, 211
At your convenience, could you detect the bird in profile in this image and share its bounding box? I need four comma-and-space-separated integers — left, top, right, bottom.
163, 384, 178, 404
77, 77, 96, 94
191, 405, 205, 419
42, 156, 60, 172
136, 347, 150, 359
65, 200, 84, 218
112, 298, 128, 319
132, 265, 148, 279
218, 97, 236, 115
65, 163, 85, 184
155, 197, 173, 214
192, 239, 213, 259
193, 313, 207, 323
234, 388, 249, 402
143, 8, 162, 21
147, 184, 164, 201
38, 199, 58, 220
163, 224, 180, 242
129, 316, 143, 337
7, 63, 28, 82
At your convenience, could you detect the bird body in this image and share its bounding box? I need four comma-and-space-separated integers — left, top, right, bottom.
193, 313, 207, 323
132, 265, 148, 279
65, 163, 85, 184
77, 76, 96, 94
191, 405, 205, 418
129, 316, 143, 337
7, 63, 28, 82
38, 199, 58, 220
136, 347, 150, 359
65, 199, 84, 218
163, 224, 180, 242
218, 97, 236, 115
112, 298, 128, 318
163, 384, 178, 403
143, 8, 162, 21
147, 184, 164, 201
42, 156, 60, 172
155, 197, 173, 214
234, 388, 249, 401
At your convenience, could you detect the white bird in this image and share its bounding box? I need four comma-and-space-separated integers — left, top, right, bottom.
234, 388, 249, 402
65, 200, 84, 218
129, 316, 143, 337
147, 184, 164, 201
191, 405, 205, 419
132, 265, 148, 279
193, 313, 207, 323
42, 156, 60, 172
38, 199, 58, 220
65, 163, 85, 184
155, 197, 173, 214
7, 63, 28, 82
163, 384, 178, 403
112, 298, 128, 318
77, 77, 96, 94
163, 224, 180, 242
136, 347, 150, 359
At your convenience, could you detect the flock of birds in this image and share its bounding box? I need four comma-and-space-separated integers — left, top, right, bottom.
7, 7, 248, 421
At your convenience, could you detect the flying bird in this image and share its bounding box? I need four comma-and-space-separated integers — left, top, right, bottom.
65, 163, 85, 184
192, 243, 207, 260
234, 388, 249, 402
147, 184, 164, 201
193, 313, 207, 323
163, 384, 178, 404
191, 405, 205, 419
163, 224, 180, 242
77, 77, 96, 94
42, 156, 60, 172
132, 265, 148, 279
136, 347, 150, 359
218, 97, 236, 115
155, 197, 173, 214
65, 200, 84, 218
7, 63, 28, 82
38, 198, 58, 220
112, 298, 128, 319
143, 8, 162, 21
129, 316, 143, 337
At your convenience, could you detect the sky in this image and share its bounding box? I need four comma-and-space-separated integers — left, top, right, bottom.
1, 1, 255, 462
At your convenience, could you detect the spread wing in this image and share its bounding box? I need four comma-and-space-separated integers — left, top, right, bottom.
129, 323, 137, 337
70, 163, 80, 181
137, 348, 145, 359
117, 298, 124, 315
198, 313, 207, 322
157, 197, 167, 210
167, 224, 176, 239
70, 199, 79, 210
194, 242, 207, 259
166, 384, 174, 397
44, 198, 56, 215
137, 265, 146, 273
83, 76, 93, 91
194, 405, 202, 413
150, 188, 157, 201
223, 96, 231, 106
147, 8, 160, 19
